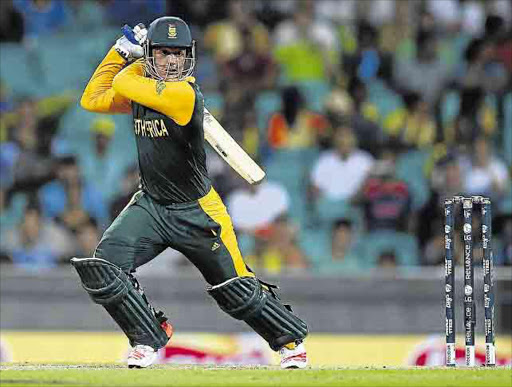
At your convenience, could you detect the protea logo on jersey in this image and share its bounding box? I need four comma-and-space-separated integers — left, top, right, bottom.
168, 24, 177, 39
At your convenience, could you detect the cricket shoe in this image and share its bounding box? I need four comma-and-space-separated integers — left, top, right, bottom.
279, 342, 307, 369
127, 345, 158, 368
127, 321, 173, 368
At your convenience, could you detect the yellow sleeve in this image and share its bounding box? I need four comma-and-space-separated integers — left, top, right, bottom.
80, 47, 132, 114
112, 61, 196, 126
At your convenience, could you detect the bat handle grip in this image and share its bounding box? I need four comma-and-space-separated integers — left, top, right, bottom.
122, 25, 138, 45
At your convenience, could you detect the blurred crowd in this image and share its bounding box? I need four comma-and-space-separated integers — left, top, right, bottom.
0, 0, 511, 274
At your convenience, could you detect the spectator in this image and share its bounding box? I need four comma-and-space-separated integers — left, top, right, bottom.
0, 189, 28, 262
109, 165, 140, 221
377, 251, 397, 268
227, 180, 290, 233
325, 76, 383, 151
459, 136, 510, 200
273, 0, 338, 82
311, 218, 368, 275
101, 0, 165, 27
0, 0, 24, 43
169, 0, 227, 30
324, 76, 382, 156
0, 187, 28, 226
356, 147, 412, 232
221, 26, 277, 123
252, 215, 308, 274
5, 97, 55, 194
458, 37, 508, 94
342, 20, 393, 84
1, 93, 74, 160
448, 87, 497, 146
310, 126, 374, 201
495, 214, 512, 266
419, 152, 465, 249
73, 218, 101, 259
77, 117, 127, 202
493, 21, 512, 73
393, 30, 452, 106
354, 147, 420, 266
252, 0, 296, 30
65, 0, 106, 33
0, 198, 74, 269
346, 76, 380, 124
38, 156, 109, 230
314, 0, 357, 26
204, 0, 270, 65
383, 91, 436, 149
13, 0, 71, 40
227, 179, 291, 262
267, 86, 330, 151
0, 80, 14, 116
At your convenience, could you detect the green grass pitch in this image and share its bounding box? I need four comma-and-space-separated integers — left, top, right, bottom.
1, 365, 511, 387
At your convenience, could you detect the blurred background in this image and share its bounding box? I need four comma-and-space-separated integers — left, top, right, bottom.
0, 0, 511, 367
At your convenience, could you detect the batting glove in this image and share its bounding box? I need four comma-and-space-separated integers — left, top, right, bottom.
114, 23, 147, 60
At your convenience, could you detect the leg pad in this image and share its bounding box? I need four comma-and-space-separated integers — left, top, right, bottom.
208, 277, 308, 351
71, 257, 169, 349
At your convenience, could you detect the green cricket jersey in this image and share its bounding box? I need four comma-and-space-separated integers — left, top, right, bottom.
131, 83, 210, 203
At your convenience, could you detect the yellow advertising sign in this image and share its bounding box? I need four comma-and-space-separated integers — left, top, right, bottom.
1, 332, 511, 367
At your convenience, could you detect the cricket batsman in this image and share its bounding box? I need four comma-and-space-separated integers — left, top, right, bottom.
72, 17, 308, 369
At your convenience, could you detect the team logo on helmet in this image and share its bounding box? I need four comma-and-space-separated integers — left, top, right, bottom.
168, 24, 177, 39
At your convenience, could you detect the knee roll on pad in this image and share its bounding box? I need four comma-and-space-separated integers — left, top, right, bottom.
207, 277, 308, 351
71, 257, 169, 349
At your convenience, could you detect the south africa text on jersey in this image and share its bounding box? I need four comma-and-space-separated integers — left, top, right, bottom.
134, 118, 170, 138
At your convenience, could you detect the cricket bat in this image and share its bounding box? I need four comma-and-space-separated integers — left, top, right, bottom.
203, 108, 265, 185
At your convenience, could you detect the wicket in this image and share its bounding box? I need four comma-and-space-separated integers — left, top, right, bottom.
444, 195, 496, 367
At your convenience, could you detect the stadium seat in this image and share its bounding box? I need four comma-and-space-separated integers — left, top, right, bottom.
395, 149, 431, 210
0, 192, 28, 232
263, 148, 319, 227
503, 93, 512, 165
367, 79, 403, 123
255, 91, 281, 130
295, 80, 330, 112
298, 224, 331, 265
0, 28, 123, 98
195, 53, 218, 90
363, 230, 420, 266
0, 44, 41, 96
203, 92, 224, 117
441, 91, 460, 128
55, 105, 136, 167
312, 197, 364, 233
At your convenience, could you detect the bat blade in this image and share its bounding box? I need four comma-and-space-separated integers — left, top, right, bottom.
203, 108, 265, 184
